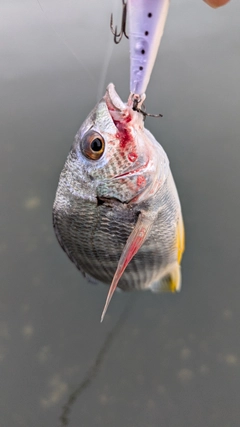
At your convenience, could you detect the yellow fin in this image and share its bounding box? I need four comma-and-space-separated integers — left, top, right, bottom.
151, 263, 181, 293
176, 213, 185, 264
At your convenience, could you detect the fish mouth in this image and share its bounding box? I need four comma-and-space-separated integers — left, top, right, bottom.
104, 83, 126, 112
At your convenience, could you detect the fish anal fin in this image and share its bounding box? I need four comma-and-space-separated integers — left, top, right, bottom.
151, 263, 181, 293
176, 213, 185, 264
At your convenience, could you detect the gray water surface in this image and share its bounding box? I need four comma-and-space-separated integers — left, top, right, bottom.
1, 1, 240, 426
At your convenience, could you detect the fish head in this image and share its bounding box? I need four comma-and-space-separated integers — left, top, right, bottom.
72, 83, 168, 203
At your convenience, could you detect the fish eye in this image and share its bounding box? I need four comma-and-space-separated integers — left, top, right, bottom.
81, 131, 105, 160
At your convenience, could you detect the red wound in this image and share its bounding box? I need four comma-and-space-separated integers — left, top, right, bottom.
137, 176, 146, 187
115, 121, 134, 151
128, 152, 138, 162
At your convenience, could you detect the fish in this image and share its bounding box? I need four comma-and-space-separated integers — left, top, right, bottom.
53, 83, 184, 321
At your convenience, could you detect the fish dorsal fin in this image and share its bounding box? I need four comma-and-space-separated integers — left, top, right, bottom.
100, 212, 154, 322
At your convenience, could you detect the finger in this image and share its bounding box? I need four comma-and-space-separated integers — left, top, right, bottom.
203, 0, 230, 8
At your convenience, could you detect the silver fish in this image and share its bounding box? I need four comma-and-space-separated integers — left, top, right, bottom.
53, 84, 184, 321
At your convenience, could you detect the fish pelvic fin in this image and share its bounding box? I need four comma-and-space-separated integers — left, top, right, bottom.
100, 211, 155, 322
150, 263, 181, 293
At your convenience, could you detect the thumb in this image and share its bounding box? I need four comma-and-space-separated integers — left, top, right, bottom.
203, 0, 230, 7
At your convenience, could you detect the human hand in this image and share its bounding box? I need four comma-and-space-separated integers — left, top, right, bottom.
203, 0, 230, 8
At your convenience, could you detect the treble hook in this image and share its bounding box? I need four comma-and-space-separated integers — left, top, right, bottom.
110, 0, 129, 44
132, 98, 163, 120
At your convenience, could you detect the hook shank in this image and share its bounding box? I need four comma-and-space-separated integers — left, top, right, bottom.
110, 0, 129, 44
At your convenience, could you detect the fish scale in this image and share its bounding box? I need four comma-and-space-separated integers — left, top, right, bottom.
53, 162, 179, 290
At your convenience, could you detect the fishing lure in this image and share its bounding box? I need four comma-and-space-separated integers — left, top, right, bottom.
111, 0, 170, 98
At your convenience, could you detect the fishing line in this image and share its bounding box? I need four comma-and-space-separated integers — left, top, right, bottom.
59, 293, 138, 427
96, 36, 114, 101
35, 0, 125, 102
35, 0, 95, 83
97, 0, 119, 100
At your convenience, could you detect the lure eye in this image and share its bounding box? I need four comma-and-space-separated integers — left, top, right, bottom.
81, 131, 105, 160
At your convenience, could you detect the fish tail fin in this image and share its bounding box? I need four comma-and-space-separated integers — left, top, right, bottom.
150, 263, 181, 293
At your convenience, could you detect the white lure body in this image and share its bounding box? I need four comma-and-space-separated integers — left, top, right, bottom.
128, 0, 170, 96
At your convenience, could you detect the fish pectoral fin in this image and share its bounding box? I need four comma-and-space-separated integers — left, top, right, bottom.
150, 263, 181, 293
100, 211, 155, 322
